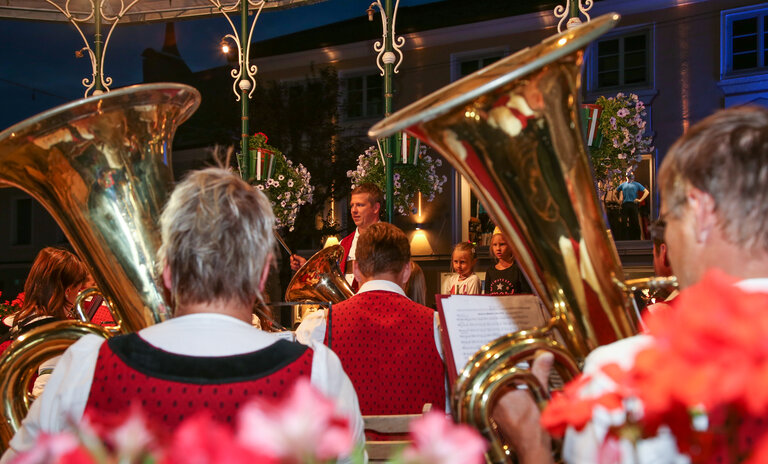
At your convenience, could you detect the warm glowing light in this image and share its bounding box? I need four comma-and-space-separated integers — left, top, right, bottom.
221, 43, 230, 54
410, 229, 433, 256
417, 191, 422, 218
557, 38, 567, 46
323, 235, 340, 248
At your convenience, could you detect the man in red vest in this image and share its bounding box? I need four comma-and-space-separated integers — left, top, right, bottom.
297, 222, 446, 417
291, 183, 383, 290
1, 168, 364, 463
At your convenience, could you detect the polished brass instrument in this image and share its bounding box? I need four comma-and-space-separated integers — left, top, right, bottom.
0, 322, 110, 448
0, 83, 200, 449
370, 14, 639, 462
284, 245, 355, 325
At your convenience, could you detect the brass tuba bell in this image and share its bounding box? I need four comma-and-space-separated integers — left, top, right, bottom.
284, 245, 354, 326
0, 83, 200, 449
370, 14, 640, 463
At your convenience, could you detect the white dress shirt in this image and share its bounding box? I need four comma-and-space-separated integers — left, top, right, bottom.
1, 313, 365, 464
344, 229, 360, 286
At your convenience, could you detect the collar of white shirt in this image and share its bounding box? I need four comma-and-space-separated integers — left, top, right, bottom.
357, 279, 407, 297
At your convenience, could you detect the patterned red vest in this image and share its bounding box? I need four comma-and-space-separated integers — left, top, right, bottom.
326, 290, 446, 415
84, 334, 313, 435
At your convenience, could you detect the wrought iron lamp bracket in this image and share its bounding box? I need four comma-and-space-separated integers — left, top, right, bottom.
554, 0, 593, 33
368, 0, 404, 76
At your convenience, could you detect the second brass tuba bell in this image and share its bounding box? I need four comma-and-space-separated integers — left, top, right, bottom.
370, 14, 639, 463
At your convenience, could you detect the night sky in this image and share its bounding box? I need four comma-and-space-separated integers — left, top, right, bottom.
0, 0, 439, 130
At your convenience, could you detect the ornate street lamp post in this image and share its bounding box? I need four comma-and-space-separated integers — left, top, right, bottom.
554, 0, 593, 32
213, 0, 266, 179
367, 0, 404, 223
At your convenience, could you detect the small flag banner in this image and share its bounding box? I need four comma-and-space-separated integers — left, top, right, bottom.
248, 147, 276, 181
581, 104, 603, 147
394, 132, 421, 165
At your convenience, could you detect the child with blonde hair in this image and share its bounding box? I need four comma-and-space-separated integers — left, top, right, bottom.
444, 242, 480, 295
484, 229, 532, 295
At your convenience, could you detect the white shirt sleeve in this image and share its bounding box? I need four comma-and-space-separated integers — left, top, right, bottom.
308, 341, 367, 464
31, 355, 62, 398
562, 335, 685, 464
295, 310, 327, 346
1, 335, 105, 464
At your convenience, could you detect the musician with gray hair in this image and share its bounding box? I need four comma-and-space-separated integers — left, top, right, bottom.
494, 105, 768, 463
1, 167, 365, 463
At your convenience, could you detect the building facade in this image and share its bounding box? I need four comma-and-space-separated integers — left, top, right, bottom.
1, 0, 766, 303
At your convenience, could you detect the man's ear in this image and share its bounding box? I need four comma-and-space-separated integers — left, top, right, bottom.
162, 261, 173, 292
399, 262, 412, 287
353, 261, 364, 283
688, 188, 716, 243
258, 253, 273, 292
660, 243, 670, 268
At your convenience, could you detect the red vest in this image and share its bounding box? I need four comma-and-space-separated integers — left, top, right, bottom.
326, 290, 446, 415
339, 232, 354, 274
84, 334, 313, 435
339, 232, 359, 292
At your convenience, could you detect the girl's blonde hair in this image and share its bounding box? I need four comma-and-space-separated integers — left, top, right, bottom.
451, 241, 477, 272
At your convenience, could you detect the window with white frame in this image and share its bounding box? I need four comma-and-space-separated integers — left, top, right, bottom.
591, 29, 652, 91
724, 7, 768, 75
340, 72, 383, 120
458, 54, 502, 78
450, 49, 506, 82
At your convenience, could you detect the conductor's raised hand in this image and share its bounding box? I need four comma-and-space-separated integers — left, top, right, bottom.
290, 254, 307, 272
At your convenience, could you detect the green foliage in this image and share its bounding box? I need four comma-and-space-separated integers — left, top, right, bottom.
247, 66, 363, 248
590, 92, 654, 197
242, 133, 314, 232
347, 146, 447, 216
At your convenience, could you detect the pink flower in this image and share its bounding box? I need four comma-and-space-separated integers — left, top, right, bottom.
11, 432, 81, 464
161, 414, 277, 464
236, 378, 355, 462
107, 406, 156, 461
401, 412, 486, 464
597, 436, 624, 464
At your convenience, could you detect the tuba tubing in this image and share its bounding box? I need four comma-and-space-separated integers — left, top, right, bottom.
370, 14, 637, 463
0, 321, 110, 448
0, 84, 200, 450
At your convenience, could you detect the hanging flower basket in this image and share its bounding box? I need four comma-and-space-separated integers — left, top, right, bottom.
239, 133, 314, 232
347, 144, 447, 216
589, 93, 654, 198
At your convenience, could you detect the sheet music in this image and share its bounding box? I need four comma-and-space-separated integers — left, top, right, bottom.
439, 295, 547, 376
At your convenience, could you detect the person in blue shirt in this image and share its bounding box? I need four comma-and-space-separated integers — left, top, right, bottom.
615, 172, 649, 240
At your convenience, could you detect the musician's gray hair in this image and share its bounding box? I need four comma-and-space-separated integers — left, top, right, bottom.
660, 105, 768, 252
158, 167, 275, 309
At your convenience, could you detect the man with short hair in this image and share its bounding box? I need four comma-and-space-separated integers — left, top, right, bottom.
1, 168, 365, 463
494, 105, 768, 463
297, 223, 446, 418
291, 183, 383, 290
645, 219, 677, 309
